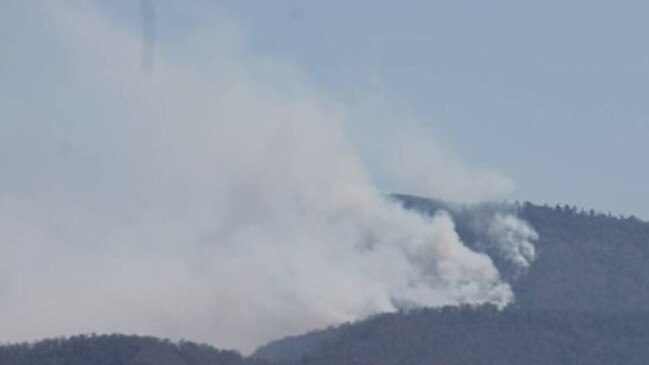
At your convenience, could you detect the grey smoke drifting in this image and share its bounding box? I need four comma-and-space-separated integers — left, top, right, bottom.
384, 131, 515, 204
483, 213, 538, 271
0, 2, 534, 353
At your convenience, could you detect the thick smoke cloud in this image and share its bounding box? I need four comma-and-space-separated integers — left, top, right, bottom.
0, 2, 532, 353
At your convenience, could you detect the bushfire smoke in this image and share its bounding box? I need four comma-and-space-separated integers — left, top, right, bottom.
0, 2, 536, 353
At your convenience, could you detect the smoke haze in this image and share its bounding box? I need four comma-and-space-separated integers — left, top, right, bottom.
385, 131, 515, 204
0, 2, 535, 353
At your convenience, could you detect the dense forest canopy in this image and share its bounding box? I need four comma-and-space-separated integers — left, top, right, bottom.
0, 334, 263, 365
256, 306, 649, 365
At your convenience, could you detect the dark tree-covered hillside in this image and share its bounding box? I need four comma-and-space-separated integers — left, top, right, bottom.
258, 306, 649, 365
394, 194, 649, 312
0, 334, 266, 365
515, 202, 649, 311
255, 197, 649, 364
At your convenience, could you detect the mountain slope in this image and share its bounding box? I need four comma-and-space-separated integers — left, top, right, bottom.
0, 334, 266, 365
394, 195, 649, 311
258, 306, 649, 365
514, 202, 649, 311
255, 196, 649, 364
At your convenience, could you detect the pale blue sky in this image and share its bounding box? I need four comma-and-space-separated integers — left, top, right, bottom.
9, 0, 649, 218
211, 0, 649, 218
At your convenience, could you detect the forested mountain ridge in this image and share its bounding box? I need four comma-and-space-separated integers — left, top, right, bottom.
394, 194, 649, 311
4, 197, 649, 365
515, 201, 649, 311
0, 334, 267, 365
256, 306, 649, 365
254, 196, 649, 364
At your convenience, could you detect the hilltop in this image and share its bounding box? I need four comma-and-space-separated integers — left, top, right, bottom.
4, 197, 649, 365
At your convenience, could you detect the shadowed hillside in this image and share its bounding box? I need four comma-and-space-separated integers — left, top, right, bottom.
0, 334, 266, 365
257, 306, 649, 365
515, 202, 649, 311
254, 196, 649, 364
395, 195, 649, 311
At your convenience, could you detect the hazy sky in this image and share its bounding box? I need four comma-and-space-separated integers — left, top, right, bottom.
1, 1, 542, 350
8, 0, 649, 220
210, 0, 649, 219
95, 0, 649, 218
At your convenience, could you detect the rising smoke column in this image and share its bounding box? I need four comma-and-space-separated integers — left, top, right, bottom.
0, 2, 532, 353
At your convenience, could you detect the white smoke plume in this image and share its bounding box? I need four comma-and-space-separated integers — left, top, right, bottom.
0, 2, 528, 353
484, 213, 538, 271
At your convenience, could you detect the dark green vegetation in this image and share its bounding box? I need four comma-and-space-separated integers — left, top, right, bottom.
3, 196, 649, 364
0, 334, 266, 365
396, 194, 649, 312
255, 306, 649, 365
255, 196, 649, 364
